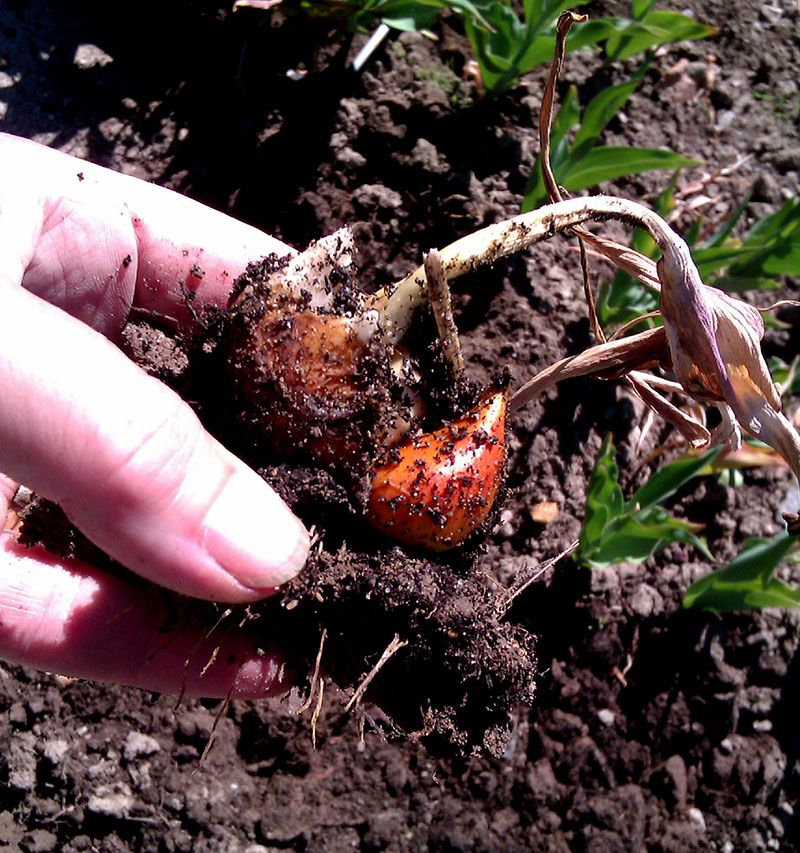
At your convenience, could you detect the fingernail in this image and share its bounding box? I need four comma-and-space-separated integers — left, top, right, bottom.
202, 465, 309, 590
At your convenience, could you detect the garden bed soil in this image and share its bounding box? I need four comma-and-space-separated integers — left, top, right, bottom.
1, 0, 799, 850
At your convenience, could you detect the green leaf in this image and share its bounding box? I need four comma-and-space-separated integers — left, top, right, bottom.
745, 195, 800, 244
694, 195, 800, 291
578, 435, 713, 568
571, 76, 642, 153
596, 269, 659, 327
586, 509, 709, 566
769, 355, 800, 394
700, 192, 752, 249
632, 0, 656, 18
580, 434, 625, 550
631, 447, 722, 512
381, 0, 496, 31
683, 532, 800, 611
605, 12, 716, 62
560, 146, 698, 192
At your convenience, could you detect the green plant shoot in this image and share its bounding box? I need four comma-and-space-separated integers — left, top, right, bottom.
522, 73, 696, 211
577, 434, 719, 567
683, 531, 800, 611
463, 1, 714, 96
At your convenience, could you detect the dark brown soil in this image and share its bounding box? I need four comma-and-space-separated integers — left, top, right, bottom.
2, 0, 800, 850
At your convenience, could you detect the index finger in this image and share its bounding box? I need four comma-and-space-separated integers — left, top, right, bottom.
1, 132, 295, 327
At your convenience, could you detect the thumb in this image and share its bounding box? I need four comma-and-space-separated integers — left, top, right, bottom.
0, 285, 309, 602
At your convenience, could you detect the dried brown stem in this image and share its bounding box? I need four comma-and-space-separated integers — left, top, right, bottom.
345, 634, 408, 713
497, 539, 580, 616
509, 326, 669, 411
296, 628, 327, 715
424, 249, 465, 377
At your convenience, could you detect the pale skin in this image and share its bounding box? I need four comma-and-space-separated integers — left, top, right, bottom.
0, 133, 310, 698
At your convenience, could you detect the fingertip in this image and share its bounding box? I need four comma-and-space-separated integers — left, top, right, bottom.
202, 462, 310, 596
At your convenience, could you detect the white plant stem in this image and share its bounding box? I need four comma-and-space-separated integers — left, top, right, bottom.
375, 195, 684, 346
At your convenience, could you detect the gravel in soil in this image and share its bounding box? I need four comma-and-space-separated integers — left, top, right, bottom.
1, 0, 800, 850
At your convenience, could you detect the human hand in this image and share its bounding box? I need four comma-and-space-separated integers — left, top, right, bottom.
0, 133, 309, 698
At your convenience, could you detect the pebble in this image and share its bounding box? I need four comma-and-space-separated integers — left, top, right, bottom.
589, 564, 619, 594
73, 43, 113, 69
597, 709, 615, 727
86, 786, 135, 818
716, 109, 737, 131
687, 807, 706, 831
629, 584, 664, 618
41, 738, 70, 765
8, 733, 37, 792
21, 829, 58, 852
123, 732, 161, 761
774, 147, 800, 172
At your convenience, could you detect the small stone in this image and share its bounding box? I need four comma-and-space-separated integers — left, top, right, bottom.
21, 829, 58, 852
589, 564, 618, 594
597, 709, 615, 727
629, 584, 664, 618
651, 754, 688, 808
774, 147, 800, 173
41, 738, 70, 765
8, 733, 37, 792
530, 501, 559, 524
123, 732, 161, 761
760, 4, 783, 24
716, 109, 737, 131
686, 807, 706, 831
73, 43, 114, 69
26, 696, 46, 716
86, 785, 135, 818
498, 508, 516, 538
0, 812, 22, 846
8, 701, 27, 726
409, 138, 449, 175
753, 172, 780, 203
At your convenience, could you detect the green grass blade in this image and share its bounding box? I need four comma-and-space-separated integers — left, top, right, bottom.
560, 146, 697, 192
571, 77, 641, 153
606, 12, 716, 61
700, 192, 752, 249
597, 270, 659, 327
683, 532, 800, 611
630, 447, 722, 513
580, 434, 624, 550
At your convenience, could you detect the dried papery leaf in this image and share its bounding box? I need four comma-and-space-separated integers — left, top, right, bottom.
658, 256, 780, 409
711, 403, 742, 452
579, 234, 661, 291
657, 243, 800, 505
609, 311, 662, 340
539, 12, 712, 452
509, 327, 669, 411
626, 374, 710, 448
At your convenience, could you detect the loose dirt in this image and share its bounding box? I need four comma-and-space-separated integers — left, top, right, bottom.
1, 0, 799, 850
